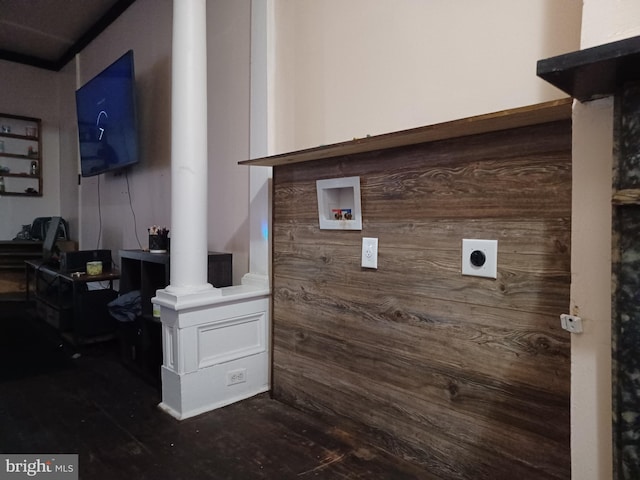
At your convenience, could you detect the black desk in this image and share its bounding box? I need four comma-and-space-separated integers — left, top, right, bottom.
25, 259, 120, 344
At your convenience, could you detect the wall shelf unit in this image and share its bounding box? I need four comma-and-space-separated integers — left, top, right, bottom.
0, 113, 42, 197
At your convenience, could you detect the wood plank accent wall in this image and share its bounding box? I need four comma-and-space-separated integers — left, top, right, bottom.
270, 118, 572, 480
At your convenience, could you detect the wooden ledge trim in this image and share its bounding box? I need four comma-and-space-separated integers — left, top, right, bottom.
239, 98, 572, 168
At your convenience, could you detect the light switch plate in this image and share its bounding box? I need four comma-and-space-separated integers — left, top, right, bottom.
462, 239, 497, 279
361, 237, 378, 269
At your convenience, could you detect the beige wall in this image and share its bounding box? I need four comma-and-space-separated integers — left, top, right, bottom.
206, 0, 251, 278
581, 0, 640, 49
271, 0, 582, 154
571, 98, 614, 480
74, 0, 174, 257
70, 0, 251, 282
573, 1, 640, 479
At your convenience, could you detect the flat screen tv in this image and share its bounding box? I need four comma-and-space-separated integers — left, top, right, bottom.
76, 50, 139, 177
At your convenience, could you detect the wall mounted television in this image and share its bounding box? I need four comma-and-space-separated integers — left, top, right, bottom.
76, 50, 139, 177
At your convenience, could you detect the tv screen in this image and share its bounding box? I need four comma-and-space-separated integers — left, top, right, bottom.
76, 50, 139, 177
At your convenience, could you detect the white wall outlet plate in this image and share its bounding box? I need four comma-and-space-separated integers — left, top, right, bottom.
361, 237, 378, 269
462, 239, 498, 279
226, 368, 247, 386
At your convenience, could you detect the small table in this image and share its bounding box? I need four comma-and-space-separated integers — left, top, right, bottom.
25, 259, 120, 344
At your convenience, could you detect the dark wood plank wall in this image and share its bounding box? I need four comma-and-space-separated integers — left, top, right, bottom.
271, 120, 572, 480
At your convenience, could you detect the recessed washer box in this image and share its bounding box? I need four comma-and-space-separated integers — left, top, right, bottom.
316, 176, 362, 230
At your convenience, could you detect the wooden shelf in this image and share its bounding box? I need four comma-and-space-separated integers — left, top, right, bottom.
0, 152, 39, 160
0, 132, 38, 141
0, 190, 40, 197
1, 172, 39, 178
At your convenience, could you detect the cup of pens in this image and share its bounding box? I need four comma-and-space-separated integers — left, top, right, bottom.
148, 225, 169, 253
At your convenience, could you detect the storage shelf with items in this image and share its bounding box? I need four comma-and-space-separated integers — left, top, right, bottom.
0, 113, 42, 197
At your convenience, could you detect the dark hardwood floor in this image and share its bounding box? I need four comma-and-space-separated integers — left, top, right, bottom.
0, 302, 438, 480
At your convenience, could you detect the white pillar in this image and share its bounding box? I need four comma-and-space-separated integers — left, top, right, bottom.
154, 0, 271, 421
167, 0, 213, 294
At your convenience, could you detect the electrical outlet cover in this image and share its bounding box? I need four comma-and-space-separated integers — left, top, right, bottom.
462, 239, 498, 279
226, 368, 247, 386
361, 237, 378, 269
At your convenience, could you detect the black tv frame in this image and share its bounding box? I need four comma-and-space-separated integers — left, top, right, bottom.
76, 49, 139, 178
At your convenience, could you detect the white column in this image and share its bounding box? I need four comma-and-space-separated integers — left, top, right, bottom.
154, 0, 271, 421
167, 0, 213, 294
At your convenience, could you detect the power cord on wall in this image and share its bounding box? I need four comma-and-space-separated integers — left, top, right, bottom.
92, 170, 143, 259
125, 170, 143, 250
94, 175, 108, 289
96, 175, 102, 250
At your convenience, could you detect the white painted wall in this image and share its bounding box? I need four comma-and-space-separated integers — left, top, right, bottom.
572, 2, 640, 479
0, 61, 61, 239
271, 0, 582, 154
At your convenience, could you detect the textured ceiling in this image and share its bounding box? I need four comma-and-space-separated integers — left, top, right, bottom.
0, 0, 136, 70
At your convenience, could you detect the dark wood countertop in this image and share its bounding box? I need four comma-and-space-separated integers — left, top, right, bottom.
537, 35, 640, 102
